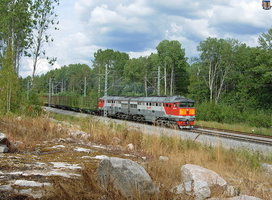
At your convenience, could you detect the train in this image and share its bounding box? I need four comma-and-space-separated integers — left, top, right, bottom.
44, 95, 196, 129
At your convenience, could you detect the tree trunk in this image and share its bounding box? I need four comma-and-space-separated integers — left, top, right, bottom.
164, 62, 167, 95
145, 72, 147, 96
170, 62, 174, 95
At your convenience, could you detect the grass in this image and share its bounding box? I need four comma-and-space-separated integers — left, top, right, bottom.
195, 120, 272, 136
0, 112, 271, 199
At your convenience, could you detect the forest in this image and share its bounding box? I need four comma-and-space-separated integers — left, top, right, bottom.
27, 35, 272, 128
0, 0, 271, 129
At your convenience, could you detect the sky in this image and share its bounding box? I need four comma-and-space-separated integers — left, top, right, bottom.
19, 0, 272, 78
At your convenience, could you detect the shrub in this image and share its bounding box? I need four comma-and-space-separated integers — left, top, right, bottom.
196, 102, 271, 128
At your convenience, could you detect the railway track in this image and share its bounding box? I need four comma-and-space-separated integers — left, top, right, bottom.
44, 106, 272, 148
190, 127, 272, 146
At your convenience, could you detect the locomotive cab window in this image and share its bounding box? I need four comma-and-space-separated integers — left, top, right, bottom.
188, 102, 194, 107
180, 102, 187, 107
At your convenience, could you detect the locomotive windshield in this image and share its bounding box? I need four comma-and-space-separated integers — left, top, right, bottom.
179, 102, 194, 107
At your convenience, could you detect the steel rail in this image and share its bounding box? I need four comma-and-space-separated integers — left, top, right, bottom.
189, 128, 272, 146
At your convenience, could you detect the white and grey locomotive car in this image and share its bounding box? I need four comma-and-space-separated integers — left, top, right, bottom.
98, 95, 195, 129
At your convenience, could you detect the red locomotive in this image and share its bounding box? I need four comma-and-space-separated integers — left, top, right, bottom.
98, 95, 195, 129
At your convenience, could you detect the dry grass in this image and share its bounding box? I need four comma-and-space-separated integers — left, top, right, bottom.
0, 115, 71, 152
0, 112, 271, 200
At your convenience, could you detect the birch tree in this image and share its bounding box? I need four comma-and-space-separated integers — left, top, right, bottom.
30, 0, 59, 81
0, 0, 32, 73
196, 37, 244, 104
258, 28, 272, 50
0, 44, 20, 113
156, 40, 187, 95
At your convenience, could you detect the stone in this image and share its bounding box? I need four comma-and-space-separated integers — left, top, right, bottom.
0, 133, 8, 144
261, 163, 272, 175
171, 181, 211, 200
229, 195, 263, 200
181, 164, 227, 188
193, 181, 211, 200
224, 185, 240, 197
0, 145, 9, 153
97, 157, 157, 198
126, 143, 134, 151
159, 156, 169, 162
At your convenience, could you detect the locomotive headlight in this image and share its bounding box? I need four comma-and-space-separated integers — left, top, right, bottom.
179, 109, 187, 115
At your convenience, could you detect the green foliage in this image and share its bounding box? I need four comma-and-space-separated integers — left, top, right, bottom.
244, 109, 272, 128
194, 37, 247, 104
0, 44, 21, 114
156, 40, 189, 95
258, 28, 272, 50
196, 102, 272, 128
29, 0, 59, 79
21, 27, 272, 130
0, 0, 32, 72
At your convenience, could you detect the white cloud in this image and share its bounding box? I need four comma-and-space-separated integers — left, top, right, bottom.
20, 57, 61, 78
19, 0, 272, 78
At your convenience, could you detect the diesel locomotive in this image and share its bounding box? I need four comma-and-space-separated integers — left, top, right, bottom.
44, 95, 196, 129
98, 95, 195, 129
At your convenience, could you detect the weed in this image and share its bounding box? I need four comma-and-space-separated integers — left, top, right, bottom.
1, 112, 271, 199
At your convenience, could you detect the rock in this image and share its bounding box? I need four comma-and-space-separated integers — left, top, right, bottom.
97, 157, 157, 198
126, 143, 134, 151
224, 185, 240, 197
171, 184, 184, 194
141, 157, 147, 161
74, 147, 92, 153
261, 163, 272, 175
0, 133, 14, 152
228, 195, 263, 200
113, 137, 122, 145
171, 181, 211, 200
68, 129, 89, 140
181, 164, 227, 188
0, 145, 9, 153
194, 181, 211, 200
159, 156, 169, 162
0, 133, 8, 144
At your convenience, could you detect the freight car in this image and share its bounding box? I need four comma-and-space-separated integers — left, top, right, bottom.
43, 95, 97, 114
98, 95, 195, 129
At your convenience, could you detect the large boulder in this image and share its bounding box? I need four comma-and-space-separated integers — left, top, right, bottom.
178, 164, 228, 200
97, 157, 157, 198
181, 164, 227, 188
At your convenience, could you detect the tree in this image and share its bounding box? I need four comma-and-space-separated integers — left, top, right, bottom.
123, 58, 145, 96
92, 49, 129, 96
30, 0, 59, 81
0, 44, 20, 113
188, 61, 209, 103
258, 27, 272, 50
0, 0, 32, 73
196, 37, 245, 104
156, 40, 188, 95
